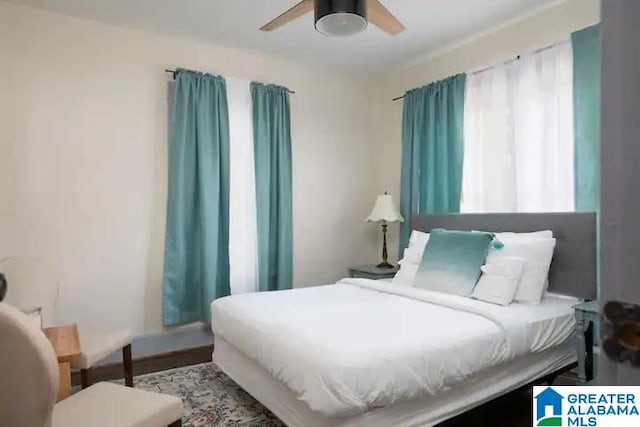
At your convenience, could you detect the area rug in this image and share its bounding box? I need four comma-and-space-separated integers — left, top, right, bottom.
122, 362, 284, 427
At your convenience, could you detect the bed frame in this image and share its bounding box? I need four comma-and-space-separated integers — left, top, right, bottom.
214, 212, 597, 426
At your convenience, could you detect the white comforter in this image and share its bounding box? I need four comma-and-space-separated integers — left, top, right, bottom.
211, 279, 576, 418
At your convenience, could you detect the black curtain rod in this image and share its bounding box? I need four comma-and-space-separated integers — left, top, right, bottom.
164, 69, 295, 94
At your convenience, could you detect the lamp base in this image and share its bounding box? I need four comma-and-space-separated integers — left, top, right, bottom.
376, 261, 396, 269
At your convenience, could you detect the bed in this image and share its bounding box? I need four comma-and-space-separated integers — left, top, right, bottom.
211, 213, 597, 427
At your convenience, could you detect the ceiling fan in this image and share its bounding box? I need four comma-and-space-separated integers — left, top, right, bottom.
260, 0, 405, 37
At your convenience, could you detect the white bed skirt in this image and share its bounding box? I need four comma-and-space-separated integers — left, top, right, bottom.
212, 337, 576, 427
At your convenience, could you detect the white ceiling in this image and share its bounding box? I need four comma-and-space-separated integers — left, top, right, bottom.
9, 0, 559, 74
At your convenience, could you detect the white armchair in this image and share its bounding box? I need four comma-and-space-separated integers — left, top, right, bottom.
0, 257, 134, 388
0, 301, 183, 427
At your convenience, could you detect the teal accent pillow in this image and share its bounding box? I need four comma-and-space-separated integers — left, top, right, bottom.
414, 228, 494, 296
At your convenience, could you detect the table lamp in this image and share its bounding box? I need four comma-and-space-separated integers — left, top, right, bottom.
366, 192, 404, 268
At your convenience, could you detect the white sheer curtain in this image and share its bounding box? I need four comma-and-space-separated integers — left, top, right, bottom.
461, 40, 575, 213
226, 77, 259, 294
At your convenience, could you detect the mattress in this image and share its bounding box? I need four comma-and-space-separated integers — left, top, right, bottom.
213, 337, 576, 427
211, 278, 577, 418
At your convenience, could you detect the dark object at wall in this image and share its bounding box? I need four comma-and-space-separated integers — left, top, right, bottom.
0, 272, 6, 302
602, 300, 640, 368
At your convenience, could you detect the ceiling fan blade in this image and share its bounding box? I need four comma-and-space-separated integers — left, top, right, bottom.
367, 0, 405, 36
260, 0, 315, 32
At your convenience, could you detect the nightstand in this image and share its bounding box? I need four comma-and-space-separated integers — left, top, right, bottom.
575, 300, 599, 382
348, 265, 399, 280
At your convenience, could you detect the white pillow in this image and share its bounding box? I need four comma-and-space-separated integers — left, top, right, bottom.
495, 230, 553, 241
473, 230, 553, 239
472, 257, 525, 306
401, 230, 430, 264
495, 231, 553, 293
485, 238, 556, 304
392, 260, 419, 286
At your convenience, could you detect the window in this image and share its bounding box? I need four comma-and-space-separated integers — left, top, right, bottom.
461, 40, 575, 213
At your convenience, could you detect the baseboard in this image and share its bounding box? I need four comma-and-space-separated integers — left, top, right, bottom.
72, 344, 214, 386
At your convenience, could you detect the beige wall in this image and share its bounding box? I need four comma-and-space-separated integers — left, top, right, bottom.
0, 3, 379, 334
369, 0, 601, 259
0, 0, 602, 335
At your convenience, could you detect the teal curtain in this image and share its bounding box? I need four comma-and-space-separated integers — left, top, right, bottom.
163, 69, 230, 326
399, 74, 467, 251
251, 83, 293, 292
572, 24, 601, 301
572, 24, 601, 212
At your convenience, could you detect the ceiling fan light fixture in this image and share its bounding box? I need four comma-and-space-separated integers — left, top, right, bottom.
315, 0, 367, 37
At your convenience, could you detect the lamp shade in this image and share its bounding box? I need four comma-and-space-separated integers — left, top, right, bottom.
366, 193, 404, 223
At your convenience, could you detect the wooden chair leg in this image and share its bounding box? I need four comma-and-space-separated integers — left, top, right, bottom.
80, 368, 90, 389
168, 420, 182, 427
123, 343, 133, 387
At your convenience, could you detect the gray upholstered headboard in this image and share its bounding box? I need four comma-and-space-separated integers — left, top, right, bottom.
411, 213, 597, 300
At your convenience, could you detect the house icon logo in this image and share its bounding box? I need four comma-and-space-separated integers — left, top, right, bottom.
535, 387, 564, 426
